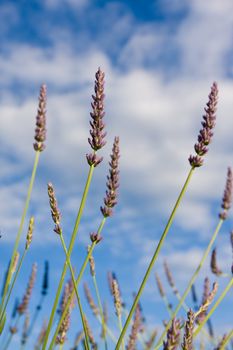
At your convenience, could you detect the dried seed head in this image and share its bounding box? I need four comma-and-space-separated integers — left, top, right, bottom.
145, 329, 157, 350
219, 167, 233, 220
47, 182, 62, 235
87, 246, 95, 276
100, 137, 120, 217
18, 263, 37, 315
84, 283, 99, 316
25, 217, 34, 250
182, 309, 195, 350
34, 84, 47, 152
83, 314, 98, 350
127, 304, 142, 350
164, 261, 175, 288
196, 281, 218, 323
189, 82, 218, 167
35, 320, 47, 349
163, 318, 181, 350
11, 251, 20, 274
155, 273, 165, 297
112, 274, 122, 317
210, 248, 222, 276
107, 271, 114, 295
86, 68, 106, 167
56, 280, 75, 345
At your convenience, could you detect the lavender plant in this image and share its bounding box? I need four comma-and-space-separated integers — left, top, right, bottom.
1, 73, 233, 350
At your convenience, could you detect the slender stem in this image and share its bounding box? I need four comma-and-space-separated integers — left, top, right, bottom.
193, 277, 233, 338
0, 250, 27, 324
117, 314, 124, 350
42, 164, 94, 350
1, 151, 40, 310
48, 217, 106, 350
219, 328, 233, 350
2, 314, 20, 350
92, 275, 108, 350
59, 234, 90, 350
154, 218, 224, 350
115, 167, 195, 350
161, 296, 173, 317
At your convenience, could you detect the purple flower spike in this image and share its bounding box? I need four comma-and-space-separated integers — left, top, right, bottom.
86, 68, 106, 167
34, 84, 47, 152
219, 167, 233, 220
100, 137, 120, 218
189, 82, 218, 167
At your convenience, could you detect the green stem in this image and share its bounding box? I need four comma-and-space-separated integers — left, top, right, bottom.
59, 234, 90, 350
42, 164, 94, 350
117, 314, 124, 350
1, 151, 40, 310
115, 167, 195, 350
48, 217, 106, 350
0, 249, 27, 324
162, 296, 173, 317
219, 328, 233, 350
154, 218, 224, 350
92, 275, 108, 350
193, 277, 233, 339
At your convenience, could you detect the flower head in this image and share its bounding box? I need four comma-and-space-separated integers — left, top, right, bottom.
163, 318, 181, 350
86, 68, 106, 167
17, 263, 37, 315
219, 167, 233, 220
47, 183, 62, 235
34, 84, 47, 152
100, 136, 120, 217
189, 82, 218, 167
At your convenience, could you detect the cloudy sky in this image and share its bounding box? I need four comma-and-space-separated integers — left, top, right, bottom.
0, 0, 233, 348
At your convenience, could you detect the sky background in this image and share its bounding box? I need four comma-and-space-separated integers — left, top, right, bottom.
0, 0, 233, 348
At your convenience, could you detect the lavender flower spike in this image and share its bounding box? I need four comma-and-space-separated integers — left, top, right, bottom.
163, 318, 181, 350
189, 82, 218, 167
86, 68, 106, 167
101, 136, 120, 217
34, 84, 47, 152
47, 183, 62, 235
219, 167, 233, 220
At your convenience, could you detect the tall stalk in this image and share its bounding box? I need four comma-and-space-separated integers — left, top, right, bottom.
0, 151, 40, 311
48, 218, 106, 350
154, 219, 224, 350
42, 165, 94, 349
115, 167, 195, 349
43, 67, 107, 349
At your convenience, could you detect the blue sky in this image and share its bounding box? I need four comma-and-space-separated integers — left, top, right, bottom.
0, 0, 233, 348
